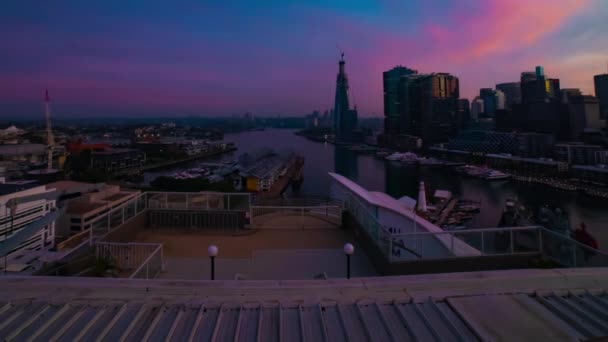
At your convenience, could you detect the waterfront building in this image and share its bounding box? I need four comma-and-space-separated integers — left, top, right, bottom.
485, 154, 567, 176
241, 154, 287, 192
56, 183, 140, 236
571, 164, 608, 184
333, 54, 358, 142
515, 132, 556, 158
0, 184, 58, 266
564, 95, 604, 140
403, 73, 461, 144
382, 66, 418, 135
496, 82, 522, 109
554, 143, 603, 165
90, 148, 146, 174
595, 73, 608, 119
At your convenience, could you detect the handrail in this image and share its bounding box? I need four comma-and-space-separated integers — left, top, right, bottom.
391, 226, 541, 237
129, 244, 163, 279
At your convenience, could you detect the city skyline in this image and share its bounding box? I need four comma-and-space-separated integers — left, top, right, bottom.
1, 0, 608, 117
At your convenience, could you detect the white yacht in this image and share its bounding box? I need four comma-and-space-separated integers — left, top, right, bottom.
385, 152, 418, 164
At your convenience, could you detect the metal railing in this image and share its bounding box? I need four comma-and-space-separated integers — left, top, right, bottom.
129, 243, 164, 279
251, 198, 342, 228
88, 192, 148, 242
338, 187, 608, 267
146, 191, 251, 212
95, 241, 163, 277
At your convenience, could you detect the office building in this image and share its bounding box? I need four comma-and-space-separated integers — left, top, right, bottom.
383, 66, 417, 135
479, 88, 498, 117
594, 73, 608, 119
565, 95, 604, 140
470, 97, 484, 120
334, 54, 358, 142
496, 82, 522, 109
561, 88, 583, 103
457, 98, 470, 128
403, 73, 460, 144
520, 66, 560, 104
0, 184, 57, 264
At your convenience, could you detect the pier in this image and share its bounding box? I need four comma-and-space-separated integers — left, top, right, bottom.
116, 146, 237, 177
258, 155, 305, 199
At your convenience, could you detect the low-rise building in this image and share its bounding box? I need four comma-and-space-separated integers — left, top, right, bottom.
555, 143, 603, 165
241, 155, 287, 192
571, 165, 608, 184
60, 184, 140, 235
0, 184, 58, 266
90, 148, 146, 174
485, 154, 568, 176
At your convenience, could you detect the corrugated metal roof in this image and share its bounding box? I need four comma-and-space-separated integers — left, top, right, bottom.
0, 299, 480, 342
1, 269, 608, 341
2, 293, 607, 341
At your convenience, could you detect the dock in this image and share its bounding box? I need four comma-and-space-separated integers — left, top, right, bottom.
116, 146, 237, 177
258, 156, 305, 200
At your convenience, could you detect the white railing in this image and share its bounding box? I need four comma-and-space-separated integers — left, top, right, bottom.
88, 192, 148, 242
129, 243, 164, 279
95, 242, 163, 274
341, 189, 608, 267
251, 197, 342, 228
146, 191, 251, 212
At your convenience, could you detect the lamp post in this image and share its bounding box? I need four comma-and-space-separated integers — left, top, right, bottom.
208, 245, 218, 280
343, 243, 354, 279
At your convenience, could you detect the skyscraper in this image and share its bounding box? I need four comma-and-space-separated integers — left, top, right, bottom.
404, 73, 460, 144
333, 54, 357, 142
480, 88, 497, 117
594, 73, 608, 119
496, 82, 522, 109
383, 66, 417, 135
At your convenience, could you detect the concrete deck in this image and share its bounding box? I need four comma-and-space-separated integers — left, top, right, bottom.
134, 228, 377, 280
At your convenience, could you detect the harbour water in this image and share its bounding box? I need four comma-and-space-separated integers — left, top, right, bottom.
145, 129, 608, 247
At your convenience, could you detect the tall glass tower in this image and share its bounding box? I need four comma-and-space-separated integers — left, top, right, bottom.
333, 54, 357, 142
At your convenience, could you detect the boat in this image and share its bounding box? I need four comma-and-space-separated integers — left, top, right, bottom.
481, 170, 511, 181
385, 152, 418, 164
456, 165, 510, 181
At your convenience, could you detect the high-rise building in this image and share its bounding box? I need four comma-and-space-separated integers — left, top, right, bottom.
520, 66, 560, 104
458, 99, 470, 128
480, 88, 497, 117
383, 66, 417, 135
565, 95, 604, 140
496, 89, 506, 110
561, 88, 583, 103
334, 54, 358, 141
594, 73, 608, 119
471, 97, 484, 120
404, 73, 460, 144
496, 82, 522, 109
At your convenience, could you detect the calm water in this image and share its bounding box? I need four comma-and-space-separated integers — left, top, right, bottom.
146, 129, 608, 246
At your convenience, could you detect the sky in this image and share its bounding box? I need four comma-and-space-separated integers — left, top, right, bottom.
1, 0, 607, 118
